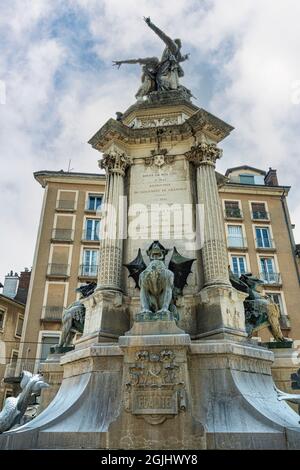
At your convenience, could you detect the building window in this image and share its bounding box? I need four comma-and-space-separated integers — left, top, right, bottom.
231, 256, 247, 276
40, 335, 60, 361
239, 174, 255, 185
266, 293, 284, 316
251, 202, 268, 220
227, 225, 245, 248
224, 201, 242, 218
260, 257, 279, 283
84, 219, 100, 241
81, 249, 98, 276
9, 350, 18, 372
15, 314, 24, 337
87, 195, 102, 211
256, 227, 272, 248
0, 308, 5, 329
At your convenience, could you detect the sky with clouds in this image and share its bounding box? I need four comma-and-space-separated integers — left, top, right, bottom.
0, 0, 300, 281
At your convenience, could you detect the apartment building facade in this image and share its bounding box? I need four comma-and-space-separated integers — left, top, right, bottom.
6, 164, 299, 383
15, 171, 105, 375
0, 270, 30, 406
221, 165, 300, 342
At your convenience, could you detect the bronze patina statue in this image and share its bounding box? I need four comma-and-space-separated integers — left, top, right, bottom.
125, 241, 195, 322
113, 17, 191, 100
229, 269, 286, 342
55, 282, 97, 351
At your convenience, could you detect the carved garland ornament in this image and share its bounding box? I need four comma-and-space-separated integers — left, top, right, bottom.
184, 142, 222, 167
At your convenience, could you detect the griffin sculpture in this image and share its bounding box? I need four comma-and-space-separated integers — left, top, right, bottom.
125, 241, 195, 322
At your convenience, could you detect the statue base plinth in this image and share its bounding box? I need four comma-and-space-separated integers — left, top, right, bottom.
76, 290, 130, 349
125, 319, 185, 336
2, 336, 300, 449
50, 346, 74, 355
196, 285, 248, 341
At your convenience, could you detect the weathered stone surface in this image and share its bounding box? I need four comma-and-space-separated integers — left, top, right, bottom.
1, 339, 300, 449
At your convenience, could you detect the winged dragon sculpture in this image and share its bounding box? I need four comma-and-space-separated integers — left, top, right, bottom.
124, 241, 195, 322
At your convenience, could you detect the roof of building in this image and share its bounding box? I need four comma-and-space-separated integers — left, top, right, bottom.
225, 165, 266, 176
0, 293, 26, 308
34, 170, 106, 187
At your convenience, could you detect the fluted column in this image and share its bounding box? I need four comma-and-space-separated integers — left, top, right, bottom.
185, 142, 230, 287
97, 147, 132, 291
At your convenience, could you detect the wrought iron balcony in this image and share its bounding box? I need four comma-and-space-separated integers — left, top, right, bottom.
224, 208, 243, 219
252, 210, 269, 221
79, 264, 98, 277
260, 272, 281, 284
47, 263, 70, 277
227, 236, 247, 249
255, 238, 274, 249
56, 199, 75, 211
51, 228, 74, 242
82, 230, 100, 242
42, 306, 64, 322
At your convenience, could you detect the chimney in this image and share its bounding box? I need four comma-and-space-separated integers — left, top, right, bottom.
3, 271, 19, 298
264, 168, 278, 186
14, 268, 31, 304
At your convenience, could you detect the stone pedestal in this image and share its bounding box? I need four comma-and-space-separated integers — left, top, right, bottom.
77, 290, 130, 348
196, 285, 248, 341
1, 337, 300, 450
269, 343, 300, 413
38, 354, 64, 414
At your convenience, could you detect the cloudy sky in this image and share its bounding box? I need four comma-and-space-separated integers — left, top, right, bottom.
0, 0, 300, 280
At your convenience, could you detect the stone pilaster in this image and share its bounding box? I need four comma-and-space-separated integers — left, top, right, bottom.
185, 142, 229, 287
97, 146, 132, 291
185, 142, 247, 340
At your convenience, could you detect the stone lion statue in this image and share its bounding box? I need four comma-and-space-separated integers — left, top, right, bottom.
55, 282, 97, 351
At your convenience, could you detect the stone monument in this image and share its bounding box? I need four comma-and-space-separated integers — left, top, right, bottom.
1, 17, 300, 450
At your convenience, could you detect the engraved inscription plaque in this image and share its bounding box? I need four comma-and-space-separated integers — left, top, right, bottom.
132, 390, 178, 415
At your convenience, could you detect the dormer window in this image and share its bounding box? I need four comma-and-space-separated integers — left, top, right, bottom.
239, 174, 255, 184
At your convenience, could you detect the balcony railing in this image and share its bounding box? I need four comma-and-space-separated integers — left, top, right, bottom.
42, 306, 64, 322
260, 272, 281, 284
51, 228, 74, 241
256, 238, 274, 249
279, 315, 291, 329
4, 359, 38, 381
224, 208, 243, 219
252, 210, 269, 221
82, 230, 100, 241
227, 236, 247, 249
4, 363, 18, 379
56, 199, 75, 211
85, 203, 102, 212
47, 263, 70, 277
79, 264, 98, 277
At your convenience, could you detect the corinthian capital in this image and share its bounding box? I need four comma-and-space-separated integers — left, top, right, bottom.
99, 147, 132, 175
184, 142, 222, 167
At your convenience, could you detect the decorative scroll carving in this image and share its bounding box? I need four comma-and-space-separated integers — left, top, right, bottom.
124, 349, 186, 425
99, 147, 132, 175
184, 142, 222, 167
